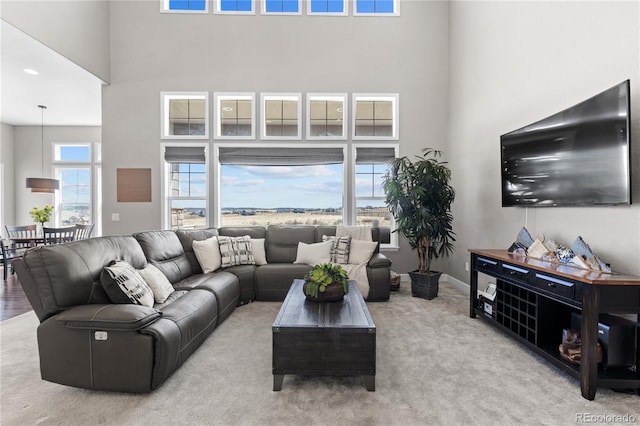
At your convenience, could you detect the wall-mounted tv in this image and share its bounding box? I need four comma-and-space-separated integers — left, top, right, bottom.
501, 80, 631, 207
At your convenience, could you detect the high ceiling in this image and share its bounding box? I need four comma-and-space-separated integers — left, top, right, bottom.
1, 20, 103, 127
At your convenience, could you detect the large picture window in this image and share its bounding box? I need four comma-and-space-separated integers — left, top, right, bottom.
163, 145, 208, 229
218, 146, 344, 227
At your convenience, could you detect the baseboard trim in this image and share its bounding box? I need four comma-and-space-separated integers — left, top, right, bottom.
399, 273, 470, 295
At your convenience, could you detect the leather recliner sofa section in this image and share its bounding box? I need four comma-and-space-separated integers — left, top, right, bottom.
14, 225, 392, 393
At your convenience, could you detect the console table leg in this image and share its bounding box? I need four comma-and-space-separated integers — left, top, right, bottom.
364, 375, 375, 391
581, 286, 600, 401
273, 374, 284, 391
470, 254, 478, 318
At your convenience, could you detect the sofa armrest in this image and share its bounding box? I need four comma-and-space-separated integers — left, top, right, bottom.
55, 304, 161, 331
367, 253, 392, 269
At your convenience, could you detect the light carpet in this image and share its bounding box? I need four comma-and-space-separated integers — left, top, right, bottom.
1, 281, 639, 426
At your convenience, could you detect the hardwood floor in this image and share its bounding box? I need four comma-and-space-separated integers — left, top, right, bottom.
1, 269, 33, 321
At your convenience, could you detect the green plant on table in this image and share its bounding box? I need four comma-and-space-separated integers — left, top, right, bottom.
303, 263, 349, 298
29, 205, 54, 225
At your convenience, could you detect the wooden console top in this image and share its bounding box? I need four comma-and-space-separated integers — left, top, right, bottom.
469, 249, 640, 286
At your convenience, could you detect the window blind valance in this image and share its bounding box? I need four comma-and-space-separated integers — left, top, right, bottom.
355, 147, 396, 164
218, 147, 344, 166
164, 146, 206, 163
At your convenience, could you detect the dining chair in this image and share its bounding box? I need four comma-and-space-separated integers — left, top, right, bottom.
74, 224, 94, 240
5, 225, 38, 249
42, 226, 76, 245
1, 239, 27, 281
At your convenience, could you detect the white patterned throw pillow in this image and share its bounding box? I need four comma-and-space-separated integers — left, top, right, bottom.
218, 235, 255, 268
322, 235, 351, 264
100, 260, 155, 307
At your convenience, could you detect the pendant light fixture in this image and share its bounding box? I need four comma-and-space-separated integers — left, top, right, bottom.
26, 105, 60, 193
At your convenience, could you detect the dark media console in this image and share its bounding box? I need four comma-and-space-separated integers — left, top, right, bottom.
469, 249, 640, 400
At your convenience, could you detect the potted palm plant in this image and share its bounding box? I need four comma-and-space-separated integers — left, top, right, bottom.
383, 148, 455, 299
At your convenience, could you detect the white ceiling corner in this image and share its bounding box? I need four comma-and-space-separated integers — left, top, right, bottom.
0, 19, 103, 127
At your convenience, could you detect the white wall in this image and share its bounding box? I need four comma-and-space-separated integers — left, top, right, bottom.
13, 126, 102, 226
1, 123, 15, 236
448, 1, 640, 279
0, 0, 111, 82
102, 0, 450, 273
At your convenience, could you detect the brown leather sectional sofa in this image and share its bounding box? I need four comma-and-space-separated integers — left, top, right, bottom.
14, 225, 391, 393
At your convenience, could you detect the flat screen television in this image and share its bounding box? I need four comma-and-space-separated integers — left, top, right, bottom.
501, 80, 631, 207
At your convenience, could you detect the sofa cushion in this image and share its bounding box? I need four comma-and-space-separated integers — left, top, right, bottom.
138, 263, 175, 303
101, 260, 155, 307
266, 225, 315, 263
254, 263, 312, 301
218, 226, 267, 239
134, 231, 192, 284
294, 240, 332, 265
192, 236, 221, 273
218, 236, 254, 267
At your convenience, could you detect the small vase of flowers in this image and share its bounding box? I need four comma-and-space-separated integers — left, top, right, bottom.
29, 205, 54, 227
302, 263, 349, 302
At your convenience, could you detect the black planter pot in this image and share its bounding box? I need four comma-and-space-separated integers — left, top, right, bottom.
409, 270, 442, 300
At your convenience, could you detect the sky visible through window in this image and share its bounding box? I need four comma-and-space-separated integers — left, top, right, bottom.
221, 164, 343, 209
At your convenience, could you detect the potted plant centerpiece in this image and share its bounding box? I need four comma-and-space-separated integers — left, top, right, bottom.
303, 263, 349, 302
383, 148, 456, 300
29, 205, 54, 229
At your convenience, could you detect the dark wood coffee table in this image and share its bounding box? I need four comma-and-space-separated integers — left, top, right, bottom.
272, 279, 376, 391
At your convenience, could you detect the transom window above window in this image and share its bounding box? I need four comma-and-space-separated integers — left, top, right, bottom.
162, 0, 207, 12
308, 0, 347, 15
54, 144, 91, 162
306, 93, 347, 140
214, 93, 255, 139
352, 94, 399, 140
261, 93, 302, 139
354, 0, 398, 15
262, 0, 300, 14
161, 92, 209, 139
217, 0, 254, 14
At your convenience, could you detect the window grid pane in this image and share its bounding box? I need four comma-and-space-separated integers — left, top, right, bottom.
169, 0, 206, 10
354, 99, 394, 137
171, 199, 206, 229
356, 0, 394, 14
221, 99, 253, 136
170, 163, 206, 197
221, 0, 253, 11
265, 0, 299, 13
310, 0, 343, 13
169, 99, 206, 136
59, 168, 92, 226
57, 145, 91, 162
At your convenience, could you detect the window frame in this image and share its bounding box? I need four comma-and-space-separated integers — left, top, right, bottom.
161, 91, 210, 140
161, 0, 209, 13
306, 93, 348, 140
213, 92, 256, 139
352, 93, 399, 140
260, 93, 302, 140
52, 142, 101, 234
352, 0, 399, 16
261, 0, 301, 15
307, 0, 348, 16
214, 0, 255, 14
161, 143, 209, 230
